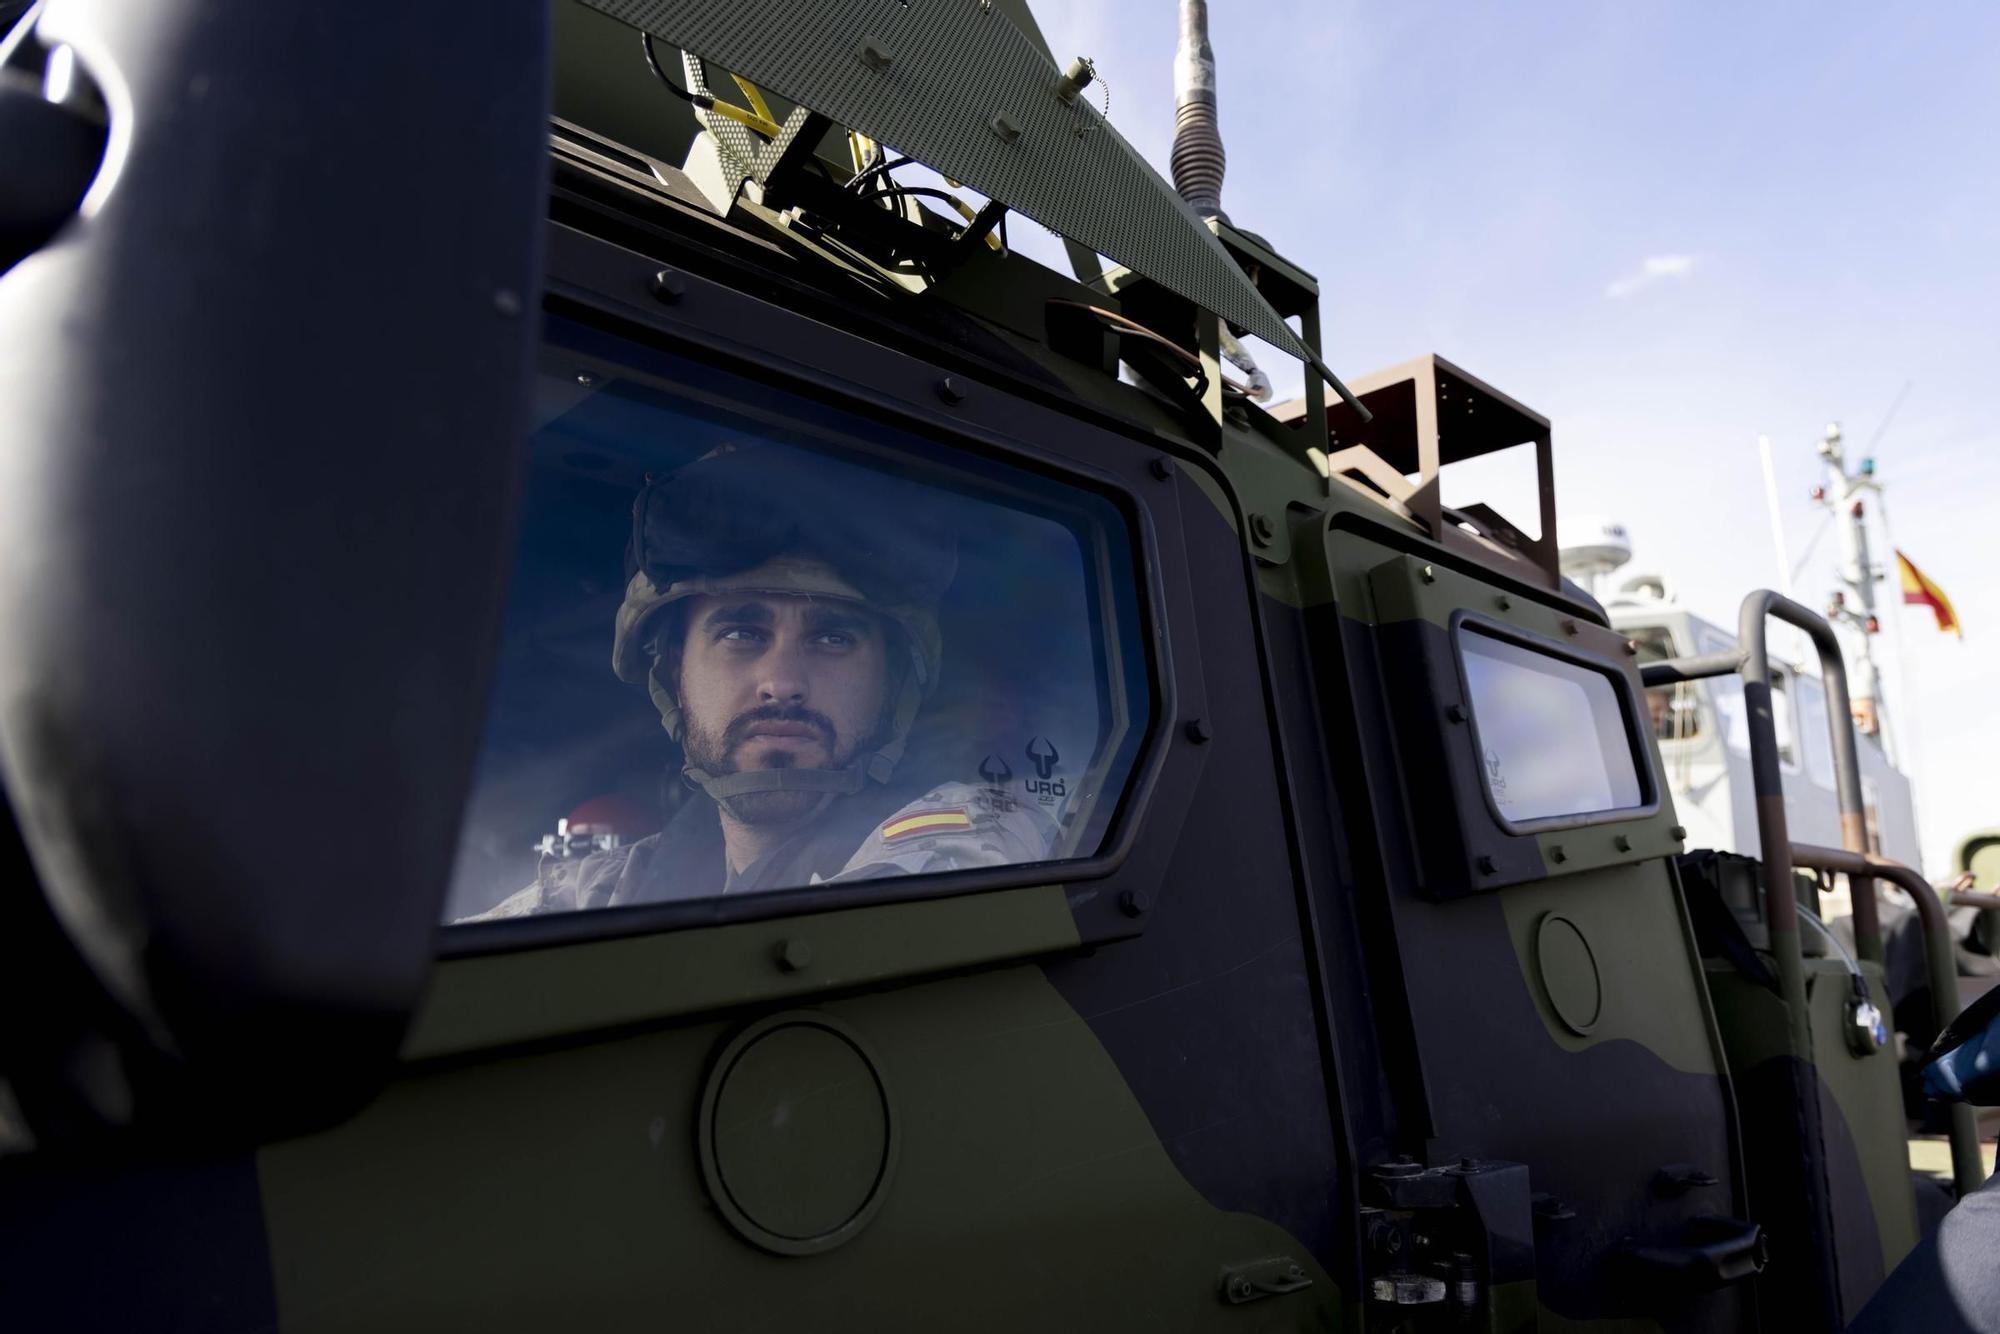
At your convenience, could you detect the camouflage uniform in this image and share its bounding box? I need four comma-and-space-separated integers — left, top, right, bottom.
468, 779, 1056, 920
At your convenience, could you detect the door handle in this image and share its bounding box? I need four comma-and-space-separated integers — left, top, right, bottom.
1620, 1215, 1767, 1291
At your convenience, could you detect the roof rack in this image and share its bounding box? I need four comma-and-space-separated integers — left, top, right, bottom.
1273, 353, 1558, 589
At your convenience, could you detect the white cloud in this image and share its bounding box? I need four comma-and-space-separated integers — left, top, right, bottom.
1605, 253, 1697, 299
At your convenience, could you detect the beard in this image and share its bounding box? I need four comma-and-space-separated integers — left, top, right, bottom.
682, 702, 846, 826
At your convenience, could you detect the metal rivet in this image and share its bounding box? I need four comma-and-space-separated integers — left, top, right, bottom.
858, 37, 893, 70
1496, 595, 1512, 611
1150, 456, 1176, 481
935, 376, 965, 404
1614, 834, 1633, 853
1184, 718, 1213, 744
988, 111, 1022, 144
1477, 855, 1498, 875
775, 939, 813, 973
1420, 564, 1437, 584
650, 268, 686, 303
1550, 845, 1567, 864
1446, 703, 1467, 723
1119, 889, 1151, 918
1670, 825, 1687, 841
1624, 639, 1639, 656
1249, 512, 1275, 546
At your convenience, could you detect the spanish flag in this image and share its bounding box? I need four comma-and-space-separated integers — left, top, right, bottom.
1896, 549, 1962, 638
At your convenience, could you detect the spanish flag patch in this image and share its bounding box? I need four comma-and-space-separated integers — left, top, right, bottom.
881, 807, 973, 841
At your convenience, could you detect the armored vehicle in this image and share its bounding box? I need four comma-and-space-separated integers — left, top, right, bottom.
0, 1, 1980, 1329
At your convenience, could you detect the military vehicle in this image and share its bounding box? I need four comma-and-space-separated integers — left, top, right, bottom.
0, 1, 1983, 1329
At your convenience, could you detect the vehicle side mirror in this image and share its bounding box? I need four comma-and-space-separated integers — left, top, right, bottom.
0, 0, 549, 1143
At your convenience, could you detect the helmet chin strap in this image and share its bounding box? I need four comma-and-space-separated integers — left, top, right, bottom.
681, 764, 868, 827
650, 642, 931, 820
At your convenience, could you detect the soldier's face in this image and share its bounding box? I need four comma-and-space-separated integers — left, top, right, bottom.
676, 593, 891, 816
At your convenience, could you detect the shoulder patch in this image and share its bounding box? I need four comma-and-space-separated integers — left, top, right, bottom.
880, 807, 972, 841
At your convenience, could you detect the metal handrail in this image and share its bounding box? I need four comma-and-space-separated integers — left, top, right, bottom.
1792, 844, 1986, 1196
1639, 593, 1880, 1033
1642, 590, 1983, 1196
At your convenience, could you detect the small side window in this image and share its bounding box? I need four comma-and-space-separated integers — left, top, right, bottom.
1458, 627, 1645, 825
445, 322, 1154, 924
1769, 670, 1799, 770
1628, 624, 1701, 742
1797, 675, 1835, 787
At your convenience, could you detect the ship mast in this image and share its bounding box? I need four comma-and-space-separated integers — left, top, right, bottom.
1812, 422, 1891, 754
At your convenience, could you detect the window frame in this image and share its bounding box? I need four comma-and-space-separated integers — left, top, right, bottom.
1450, 612, 1661, 838
441, 220, 1220, 958
1625, 621, 1706, 747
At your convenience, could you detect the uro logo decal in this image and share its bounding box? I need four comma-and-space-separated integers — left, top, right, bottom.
1023, 736, 1066, 807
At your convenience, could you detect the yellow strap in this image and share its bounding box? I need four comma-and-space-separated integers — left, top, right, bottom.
728, 73, 773, 126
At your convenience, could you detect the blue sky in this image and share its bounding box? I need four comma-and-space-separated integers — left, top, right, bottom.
1014, 1, 2000, 872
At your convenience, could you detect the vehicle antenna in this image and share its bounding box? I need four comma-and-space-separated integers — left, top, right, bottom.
1171, 0, 1228, 223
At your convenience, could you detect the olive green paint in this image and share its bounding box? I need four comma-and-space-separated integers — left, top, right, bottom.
260, 966, 1341, 1332
407, 884, 1080, 1060
1535, 915, 1603, 1034
1355, 547, 1589, 640
1497, 863, 1720, 1075
1804, 963, 1919, 1275
1958, 829, 2000, 883
1704, 958, 1918, 1280
703, 1015, 892, 1250
1485, 1278, 1539, 1332
1344, 543, 1690, 886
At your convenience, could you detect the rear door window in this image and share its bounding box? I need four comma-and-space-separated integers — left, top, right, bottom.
1457, 627, 1646, 825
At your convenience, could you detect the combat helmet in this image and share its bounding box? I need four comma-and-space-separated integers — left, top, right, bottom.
611, 442, 958, 818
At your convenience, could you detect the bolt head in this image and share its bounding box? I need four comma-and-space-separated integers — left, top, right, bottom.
1550, 845, 1567, 864
1119, 888, 1152, 917
1420, 564, 1436, 583
1184, 718, 1213, 744
1446, 703, 1468, 724
650, 268, 686, 303
1670, 825, 1687, 841
1496, 595, 1512, 611
1150, 456, 1175, 481
1614, 834, 1633, 853
1561, 618, 1580, 636
935, 376, 966, 405
1476, 855, 1498, 874
775, 939, 813, 973
1249, 512, 1275, 546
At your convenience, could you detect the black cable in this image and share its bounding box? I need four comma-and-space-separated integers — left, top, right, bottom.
866, 186, 966, 209
641, 32, 714, 110
848, 155, 917, 194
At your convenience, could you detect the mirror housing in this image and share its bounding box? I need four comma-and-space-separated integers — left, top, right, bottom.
0, 0, 549, 1143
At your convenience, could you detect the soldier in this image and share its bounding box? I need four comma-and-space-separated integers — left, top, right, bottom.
471, 441, 1057, 919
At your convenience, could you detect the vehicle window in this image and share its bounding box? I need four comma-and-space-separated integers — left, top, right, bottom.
1627, 624, 1701, 742
445, 321, 1152, 923
1769, 670, 1799, 769
1458, 627, 1646, 824
1796, 675, 1834, 787
1696, 624, 1752, 752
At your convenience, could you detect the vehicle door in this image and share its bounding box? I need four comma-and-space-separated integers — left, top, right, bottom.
1307, 522, 1761, 1332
